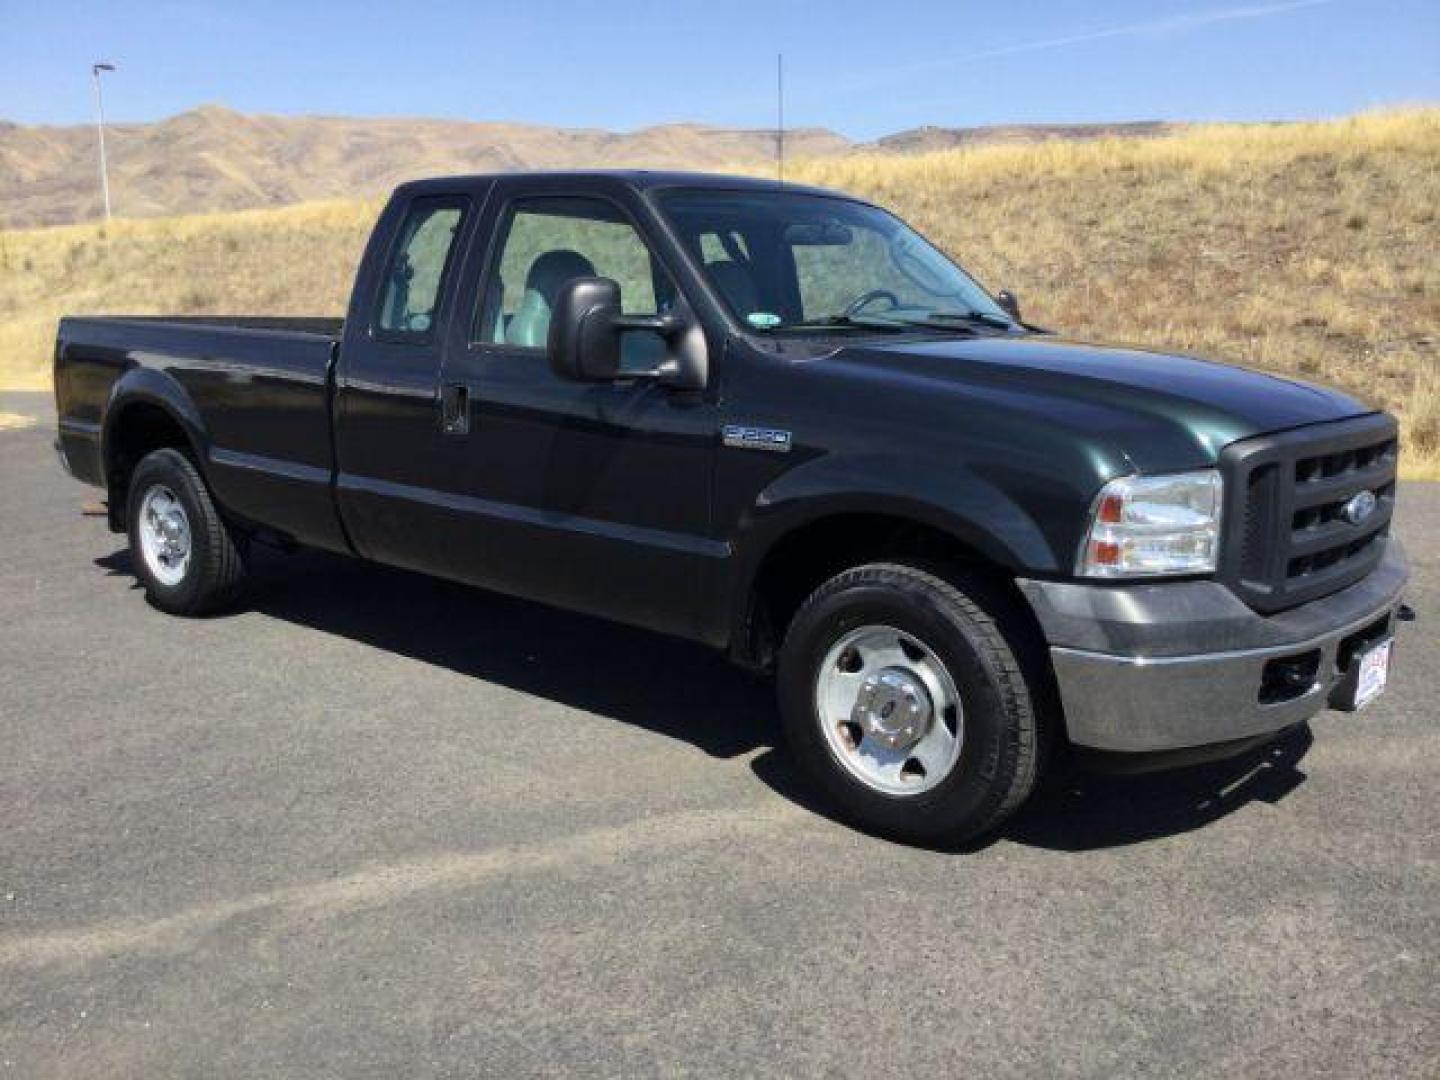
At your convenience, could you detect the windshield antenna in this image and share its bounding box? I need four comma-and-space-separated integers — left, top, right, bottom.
776, 53, 784, 187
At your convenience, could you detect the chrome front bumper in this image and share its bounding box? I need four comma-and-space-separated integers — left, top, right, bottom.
1018, 538, 1410, 753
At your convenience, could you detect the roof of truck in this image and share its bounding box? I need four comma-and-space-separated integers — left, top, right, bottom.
394, 170, 853, 201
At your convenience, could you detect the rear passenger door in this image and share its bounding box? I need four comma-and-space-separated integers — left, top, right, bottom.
431, 183, 720, 639
334, 190, 478, 573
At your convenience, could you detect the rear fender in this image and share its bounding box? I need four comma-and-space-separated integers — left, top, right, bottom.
101, 368, 212, 525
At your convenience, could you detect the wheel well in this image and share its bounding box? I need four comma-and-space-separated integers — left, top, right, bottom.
741, 513, 1032, 669
106, 402, 195, 529
741, 511, 1065, 764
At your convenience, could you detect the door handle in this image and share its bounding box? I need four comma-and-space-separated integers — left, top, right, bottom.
440, 382, 470, 435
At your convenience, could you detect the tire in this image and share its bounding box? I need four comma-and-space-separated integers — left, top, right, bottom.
126, 447, 247, 615
777, 562, 1043, 844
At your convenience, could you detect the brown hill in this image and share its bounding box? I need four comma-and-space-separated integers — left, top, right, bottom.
0, 106, 1200, 228
0, 105, 852, 228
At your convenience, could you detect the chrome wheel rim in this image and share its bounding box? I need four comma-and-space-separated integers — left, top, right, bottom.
138, 484, 192, 587
815, 624, 963, 796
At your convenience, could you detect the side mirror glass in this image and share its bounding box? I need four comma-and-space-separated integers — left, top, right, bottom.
996, 289, 1022, 323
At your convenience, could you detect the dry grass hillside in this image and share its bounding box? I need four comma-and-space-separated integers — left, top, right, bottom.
0, 105, 1182, 229
1, 109, 1435, 474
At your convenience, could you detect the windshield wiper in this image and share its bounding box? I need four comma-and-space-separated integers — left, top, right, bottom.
780, 313, 916, 333
771, 311, 1007, 336
922, 309, 1016, 330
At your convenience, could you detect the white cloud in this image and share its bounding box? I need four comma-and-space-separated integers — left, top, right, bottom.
795, 0, 1340, 104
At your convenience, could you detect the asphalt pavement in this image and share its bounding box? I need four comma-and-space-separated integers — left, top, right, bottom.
2, 390, 1436, 1078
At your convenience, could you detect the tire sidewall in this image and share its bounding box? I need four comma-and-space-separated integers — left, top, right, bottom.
779, 573, 1022, 839
127, 451, 210, 613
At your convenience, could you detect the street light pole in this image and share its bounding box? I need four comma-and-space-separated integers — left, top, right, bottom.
91, 63, 116, 222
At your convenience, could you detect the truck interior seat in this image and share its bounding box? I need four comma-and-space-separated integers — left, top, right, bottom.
506, 249, 597, 346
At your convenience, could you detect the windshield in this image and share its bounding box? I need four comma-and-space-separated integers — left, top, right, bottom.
656, 189, 1013, 335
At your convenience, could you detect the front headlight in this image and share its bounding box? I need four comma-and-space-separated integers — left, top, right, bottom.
1077, 469, 1223, 578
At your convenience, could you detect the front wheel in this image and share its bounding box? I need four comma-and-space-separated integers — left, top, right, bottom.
126, 448, 247, 615
777, 563, 1044, 844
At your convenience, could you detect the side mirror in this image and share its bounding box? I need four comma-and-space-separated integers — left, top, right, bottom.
547, 277, 624, 382
547, 276, 708, 390
996, 289, 1022, 323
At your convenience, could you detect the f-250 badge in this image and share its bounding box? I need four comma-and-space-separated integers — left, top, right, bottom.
722, 425, 792, 453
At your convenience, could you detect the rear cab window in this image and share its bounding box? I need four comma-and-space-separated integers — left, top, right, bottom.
374, 197, 468, 340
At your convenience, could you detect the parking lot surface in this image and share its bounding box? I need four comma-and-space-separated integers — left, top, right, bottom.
2, 391, 1436, 1078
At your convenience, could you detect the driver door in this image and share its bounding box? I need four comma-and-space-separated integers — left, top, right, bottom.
428, 182, 721, 639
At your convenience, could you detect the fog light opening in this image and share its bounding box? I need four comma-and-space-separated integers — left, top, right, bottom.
1259, 650, 1321, 705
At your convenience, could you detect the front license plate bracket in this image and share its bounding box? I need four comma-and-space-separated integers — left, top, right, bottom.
1330, 637, 1393, 712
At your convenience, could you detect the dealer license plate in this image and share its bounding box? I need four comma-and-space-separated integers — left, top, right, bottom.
1353, 639, 1392, 710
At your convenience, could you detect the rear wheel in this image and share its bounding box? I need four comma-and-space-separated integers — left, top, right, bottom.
777, 562, 1043, 844
126, 448, 247, 615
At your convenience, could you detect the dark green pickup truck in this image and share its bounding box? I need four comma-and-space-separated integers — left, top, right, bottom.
55, 171, 1411, 842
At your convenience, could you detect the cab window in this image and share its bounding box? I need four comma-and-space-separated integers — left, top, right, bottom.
477, 196, 674, 371
376, 198, 466, 338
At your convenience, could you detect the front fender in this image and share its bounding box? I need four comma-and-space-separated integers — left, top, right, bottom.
719, 450, 1073, 648
748, 452, 1058, 566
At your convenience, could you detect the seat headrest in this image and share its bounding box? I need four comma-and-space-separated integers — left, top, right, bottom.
525, 249, 597, 297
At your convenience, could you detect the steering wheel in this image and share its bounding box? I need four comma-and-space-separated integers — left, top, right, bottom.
843, 289, 901, 318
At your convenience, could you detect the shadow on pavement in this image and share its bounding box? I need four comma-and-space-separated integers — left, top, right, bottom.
97, 545, 1312, 851
1004, 725, 1311, 851
753, 723, 1312, 853
98, 545, 773, 760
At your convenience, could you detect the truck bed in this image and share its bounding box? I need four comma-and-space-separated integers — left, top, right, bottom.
55, 314, 348, 552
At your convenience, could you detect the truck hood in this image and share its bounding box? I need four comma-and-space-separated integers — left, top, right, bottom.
830, 334, 1372, 472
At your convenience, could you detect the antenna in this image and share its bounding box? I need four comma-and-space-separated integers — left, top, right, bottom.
776, 53, 784, 186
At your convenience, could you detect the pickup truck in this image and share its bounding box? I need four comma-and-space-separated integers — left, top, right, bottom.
54, 170, 1411, 842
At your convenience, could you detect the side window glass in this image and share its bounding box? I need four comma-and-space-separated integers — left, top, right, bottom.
478, 197, 669, 367
377, 200, 465, 337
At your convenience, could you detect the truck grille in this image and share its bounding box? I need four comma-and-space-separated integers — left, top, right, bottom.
1218, 413, 1398, 614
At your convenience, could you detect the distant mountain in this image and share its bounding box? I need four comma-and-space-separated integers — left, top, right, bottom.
0, 106, 1179, 228
872, 120, 1175, 154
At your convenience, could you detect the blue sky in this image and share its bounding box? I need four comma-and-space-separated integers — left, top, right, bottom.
1, 0, 1436, 138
